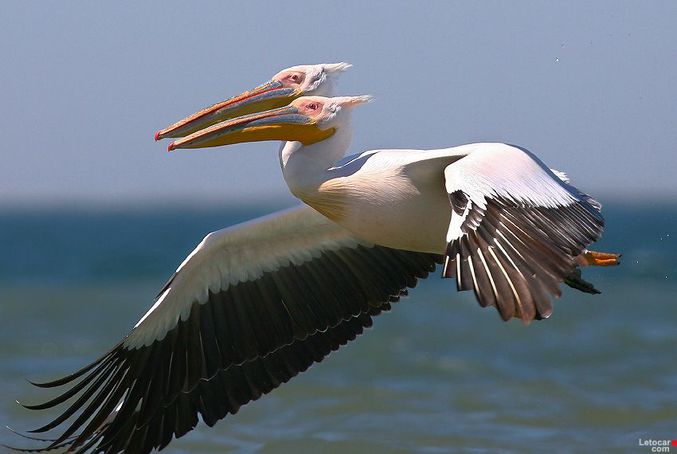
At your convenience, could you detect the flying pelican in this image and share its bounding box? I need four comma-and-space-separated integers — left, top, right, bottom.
16, 64, 619, 454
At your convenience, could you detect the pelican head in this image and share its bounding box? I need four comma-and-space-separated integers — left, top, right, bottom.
155, 63, 351, 140
168, 95, 372, 151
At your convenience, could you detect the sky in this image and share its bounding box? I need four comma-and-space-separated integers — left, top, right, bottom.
1, 1, 676, 207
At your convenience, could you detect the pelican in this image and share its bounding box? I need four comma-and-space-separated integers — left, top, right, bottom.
15, 63, 619, 454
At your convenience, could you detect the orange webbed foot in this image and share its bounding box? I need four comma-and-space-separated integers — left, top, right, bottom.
577, 249, 621, 267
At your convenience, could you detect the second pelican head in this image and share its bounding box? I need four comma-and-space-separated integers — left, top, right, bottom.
155, 63, 352, 140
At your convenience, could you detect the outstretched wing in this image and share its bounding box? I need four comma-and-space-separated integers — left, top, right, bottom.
21, 206, 441, 454
442, 143, 603, 322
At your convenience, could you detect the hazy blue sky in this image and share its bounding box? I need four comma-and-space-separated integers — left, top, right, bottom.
1, 1, 676, 207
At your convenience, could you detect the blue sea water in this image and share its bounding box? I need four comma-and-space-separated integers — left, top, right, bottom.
1, 202, 676, 453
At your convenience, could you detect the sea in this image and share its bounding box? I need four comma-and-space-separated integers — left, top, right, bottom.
1, 202, 675, 453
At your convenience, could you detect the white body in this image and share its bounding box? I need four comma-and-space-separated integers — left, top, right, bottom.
296, 147, 460, 253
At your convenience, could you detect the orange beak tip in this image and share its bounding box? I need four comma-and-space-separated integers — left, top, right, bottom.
167, 142, 175, 152
154, 130, 162, 141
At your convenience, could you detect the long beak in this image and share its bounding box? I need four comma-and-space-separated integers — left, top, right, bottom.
155, 80, 301, 140
167, 105, 335, 151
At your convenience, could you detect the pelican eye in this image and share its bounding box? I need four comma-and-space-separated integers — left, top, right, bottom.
297, 101, 323, 116
283, 72, 305, 84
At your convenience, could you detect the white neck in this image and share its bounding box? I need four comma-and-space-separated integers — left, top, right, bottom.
278, 116, 353, 199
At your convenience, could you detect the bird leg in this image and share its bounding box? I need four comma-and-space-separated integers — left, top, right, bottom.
564, 268, 600, 294
565, 250, 620, 294
576, 249, 621, 267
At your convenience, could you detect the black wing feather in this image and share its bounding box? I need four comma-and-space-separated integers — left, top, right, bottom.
443, 190, 603, 322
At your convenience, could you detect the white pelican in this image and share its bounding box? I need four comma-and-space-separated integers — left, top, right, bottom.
16, 64, 619, 454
